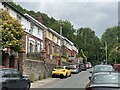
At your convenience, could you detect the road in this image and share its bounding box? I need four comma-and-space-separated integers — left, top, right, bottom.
35, 68, 92, 88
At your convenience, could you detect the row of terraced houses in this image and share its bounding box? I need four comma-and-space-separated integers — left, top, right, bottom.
1, 2, 79, 73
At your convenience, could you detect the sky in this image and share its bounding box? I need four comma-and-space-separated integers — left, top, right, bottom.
14, 0, 119, 37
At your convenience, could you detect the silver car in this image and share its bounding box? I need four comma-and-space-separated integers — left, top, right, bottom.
69, 65, 79, 74
86, 72, 120, 90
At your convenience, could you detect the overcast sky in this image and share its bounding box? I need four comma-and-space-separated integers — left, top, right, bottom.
14, 0, 119, 37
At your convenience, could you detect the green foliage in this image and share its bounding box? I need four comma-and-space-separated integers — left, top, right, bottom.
29, 73, 35, 82
76, 27, 102, 64
79, 49, 87, 64
8, 2, 113, 65
101, 26, 118, 53
1, 9, 24, 52
108, 49, 120, 64
101, 26, 120, 64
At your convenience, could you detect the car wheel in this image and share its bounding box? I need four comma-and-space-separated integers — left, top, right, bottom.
65, 73, 68, 78
69, 73, 71, 77
52, 74, 55, 78
1, 87, 7, 90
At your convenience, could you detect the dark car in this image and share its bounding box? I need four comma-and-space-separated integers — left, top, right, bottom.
90, 65, 114, 75
79, 64, 87, 71
0, 68, 30, 90
86, 72, 120, 90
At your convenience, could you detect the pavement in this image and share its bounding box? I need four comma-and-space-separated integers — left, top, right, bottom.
31, 68, 92, 88
31, 78, 59, 88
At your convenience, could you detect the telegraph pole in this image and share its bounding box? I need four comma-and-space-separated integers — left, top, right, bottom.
105, 41, 107, 64
118, 1, 120, 43
59, 24, 63, 66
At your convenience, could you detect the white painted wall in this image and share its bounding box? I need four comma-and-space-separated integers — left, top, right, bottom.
32, 25, 43, 40
0, 2, 4, 8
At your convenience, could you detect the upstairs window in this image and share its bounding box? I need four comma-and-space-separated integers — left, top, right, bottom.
6, 7, 10, 12
38, 28, 41, 35
29, 23, 34, 34
17, 14, 22, 23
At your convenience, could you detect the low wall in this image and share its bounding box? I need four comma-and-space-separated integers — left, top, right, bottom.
23, 59, 56, 82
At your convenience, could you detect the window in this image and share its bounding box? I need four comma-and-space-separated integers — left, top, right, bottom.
6, 7, 10, 12
48, 32, 51, 37
38, 28, 41, 35
48, 43, 50, 54
2, 70, 12, 78
17, 14, 22, 23
52, 45, 54, 53
29, 23, 34, 34
30, 43, 33, 52
57, 38, 58, 43
52, 35, 54, 41
35, 44, 38, 52
11, 70, 22, 78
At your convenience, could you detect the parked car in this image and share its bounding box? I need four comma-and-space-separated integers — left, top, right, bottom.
88, 62, 92, 68
89, 64, 114, 75
52, 66, 71, 78
86, 63, 89, 69
79, 64, 87, 71
69, 64, 80, 74
113, 64, 120, 72
0, 68, 31, 90
86, 72, 120, 90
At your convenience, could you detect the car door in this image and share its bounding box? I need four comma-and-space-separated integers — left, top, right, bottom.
2, 69, 16, 89
11, 69, 26, 89
65, 67, 70, 76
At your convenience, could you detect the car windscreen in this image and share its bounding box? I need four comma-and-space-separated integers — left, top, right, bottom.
93, 74, 119, 84
69, 65, 76, 69
94, 66, 113, 72
54, 66, 64, 69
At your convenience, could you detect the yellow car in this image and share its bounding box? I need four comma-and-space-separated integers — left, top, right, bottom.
52, 66, 71, 78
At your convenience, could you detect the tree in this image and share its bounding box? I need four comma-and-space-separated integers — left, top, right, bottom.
79, 49, 87, 64
101, 26, 119, 63
75, 27, 102, 65
108, 49, 120, 64
1, 9, 24, 52
101, 26, 118, 52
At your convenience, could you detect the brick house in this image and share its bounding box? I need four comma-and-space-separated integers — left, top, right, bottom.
1, 2, 46, 73
1, 1, 78, 71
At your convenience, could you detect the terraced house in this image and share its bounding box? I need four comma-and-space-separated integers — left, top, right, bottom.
1, 1, 78, 73
45, 28, 62, 65
1, 2, 46, 72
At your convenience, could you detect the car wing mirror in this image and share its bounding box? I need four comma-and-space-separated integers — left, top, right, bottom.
89, 71, 92, 74
22, 75, 29, 79
89, 76, 91, 80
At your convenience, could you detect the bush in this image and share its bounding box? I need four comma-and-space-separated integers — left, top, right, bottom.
29, 73, 35, 82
